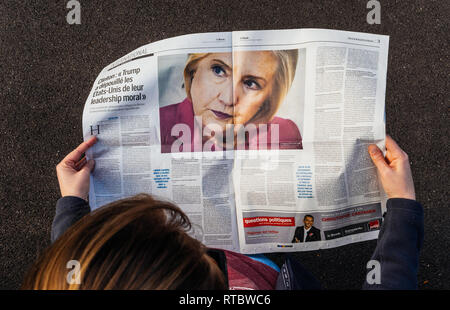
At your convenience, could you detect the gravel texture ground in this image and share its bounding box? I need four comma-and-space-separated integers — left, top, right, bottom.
0, 0, 448, 289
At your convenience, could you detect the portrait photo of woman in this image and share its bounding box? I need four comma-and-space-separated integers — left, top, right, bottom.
158, 49, 304, 153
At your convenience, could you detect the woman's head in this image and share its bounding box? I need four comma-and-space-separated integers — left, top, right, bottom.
22, 194, 227, 290
183, 49, 298, 131
184, 53, 234, 134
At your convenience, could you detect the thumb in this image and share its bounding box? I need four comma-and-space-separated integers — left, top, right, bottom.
368, 144, 390, 174
80, 159, 95, 173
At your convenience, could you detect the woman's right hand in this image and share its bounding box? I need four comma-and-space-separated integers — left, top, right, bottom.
368, 135, 416, 200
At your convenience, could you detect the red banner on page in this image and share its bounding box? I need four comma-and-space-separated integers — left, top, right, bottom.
243, 216, 295, 227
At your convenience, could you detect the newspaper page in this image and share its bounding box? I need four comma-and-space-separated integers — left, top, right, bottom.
82, 29, 389, 254
231, 29, 388, 253
82, 32, 240, 252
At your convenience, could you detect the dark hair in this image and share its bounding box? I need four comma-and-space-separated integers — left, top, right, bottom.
22, 194, 227, 290
303, 214, 314, 221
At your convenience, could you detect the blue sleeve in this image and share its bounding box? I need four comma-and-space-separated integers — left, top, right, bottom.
51, 196, 91, 243
363, 198, 424, 290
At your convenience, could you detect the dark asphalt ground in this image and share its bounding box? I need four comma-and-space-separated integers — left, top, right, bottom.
0, 0, 448, 290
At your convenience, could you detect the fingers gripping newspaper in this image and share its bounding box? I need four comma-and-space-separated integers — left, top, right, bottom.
82, 29, 389, 254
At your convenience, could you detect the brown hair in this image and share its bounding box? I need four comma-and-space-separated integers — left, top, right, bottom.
183, 52, 210, 102
183, 50, 299, 123
21, 194, 227, 290
261, 49, 298, 122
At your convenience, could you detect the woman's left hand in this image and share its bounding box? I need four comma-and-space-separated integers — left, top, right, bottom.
56, 136, 97, 201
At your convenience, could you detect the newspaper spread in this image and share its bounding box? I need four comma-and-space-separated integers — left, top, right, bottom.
82, 29, 389, 254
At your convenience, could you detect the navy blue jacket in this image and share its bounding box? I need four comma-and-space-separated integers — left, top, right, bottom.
51, 197, 423, 290
362, 198, 424, 289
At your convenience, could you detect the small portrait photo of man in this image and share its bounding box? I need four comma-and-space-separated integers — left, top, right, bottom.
292, 214, 321, 243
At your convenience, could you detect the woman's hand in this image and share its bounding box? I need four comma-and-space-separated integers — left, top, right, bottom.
56, 136, 97, 201
368, 135, 416, 200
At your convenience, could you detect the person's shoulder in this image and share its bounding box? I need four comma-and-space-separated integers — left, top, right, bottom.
312, 226, 321, 232
271, 117, 299, 135
160, 98, 191, 125
271, 116, 296, 127
270, 116, 302, 149
160, 101, 183, 145
160, 100, 182, 117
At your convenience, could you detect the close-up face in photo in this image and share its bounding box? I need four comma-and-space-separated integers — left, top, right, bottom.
304, 216, 314, 229
232, 51, 278, 127
190, 51, 279, 135
190, 53, 234, 133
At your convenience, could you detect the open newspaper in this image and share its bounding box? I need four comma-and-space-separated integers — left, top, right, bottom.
82, 29, 389, 254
